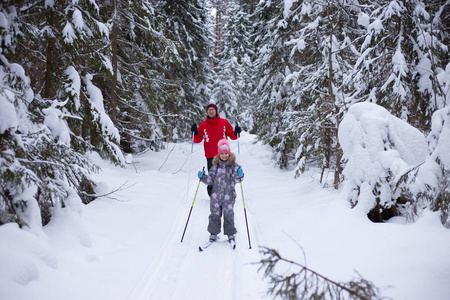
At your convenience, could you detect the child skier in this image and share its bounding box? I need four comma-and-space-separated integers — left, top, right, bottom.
198, 139, 244, 244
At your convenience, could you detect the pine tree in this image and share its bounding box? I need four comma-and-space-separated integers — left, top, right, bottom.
155, 0, 213, 135
0, 1, 115, 227
231, 5, 257, 128
211, 1, 255, 125
98, 0, 181, 152
3, 0, 123, 164
349, 0, 449, 132
282, 1, 360, 187
252, 0, 296, 168
251, 0, 360, 188
395, 106, 450, 227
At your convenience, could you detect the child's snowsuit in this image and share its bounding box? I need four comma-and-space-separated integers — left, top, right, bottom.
200, 153, 242, 235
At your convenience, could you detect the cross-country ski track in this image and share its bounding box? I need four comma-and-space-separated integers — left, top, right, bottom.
3, 132, 449, 300
119, 133, 271, 300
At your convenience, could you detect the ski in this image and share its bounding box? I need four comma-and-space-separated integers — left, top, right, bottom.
199, 236, 220, 251
199, 236, 236, 251
198, 240, 216, 252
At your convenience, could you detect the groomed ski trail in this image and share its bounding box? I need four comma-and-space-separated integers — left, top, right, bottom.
127, 134, 268, 300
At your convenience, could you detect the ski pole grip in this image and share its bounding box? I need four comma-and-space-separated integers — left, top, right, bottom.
200, 166, 205, 180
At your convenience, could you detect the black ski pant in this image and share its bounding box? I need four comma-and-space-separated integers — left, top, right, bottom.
206, 157, 213, 196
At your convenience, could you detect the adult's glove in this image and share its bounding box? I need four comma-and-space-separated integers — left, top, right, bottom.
234, 125, 242, 136
237, 167, 244, 178
198, 170, 205, 179
191, 123, 198, 136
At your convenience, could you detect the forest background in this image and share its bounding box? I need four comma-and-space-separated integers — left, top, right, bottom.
0, 0, 449, 232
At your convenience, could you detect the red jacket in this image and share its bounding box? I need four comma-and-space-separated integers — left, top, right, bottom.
193, 114, 238, 158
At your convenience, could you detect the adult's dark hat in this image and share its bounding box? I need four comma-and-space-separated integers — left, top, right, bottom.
206, 103, 218, 112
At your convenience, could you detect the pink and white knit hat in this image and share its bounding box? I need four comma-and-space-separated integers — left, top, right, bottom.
218, 139, 231, 155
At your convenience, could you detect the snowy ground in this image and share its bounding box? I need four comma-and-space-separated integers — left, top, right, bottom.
1, 132, 450, 300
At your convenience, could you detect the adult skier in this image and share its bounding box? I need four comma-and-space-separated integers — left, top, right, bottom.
191, 102, 241, 196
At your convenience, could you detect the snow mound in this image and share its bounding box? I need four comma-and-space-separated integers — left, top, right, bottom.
339, 102, 428, 214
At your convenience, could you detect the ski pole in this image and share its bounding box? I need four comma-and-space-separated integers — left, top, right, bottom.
181, 166, 205, 243
239, 178, 252, 249
237, 134, 251, 249
237, 133, 240, 155
185, 134, 194, 203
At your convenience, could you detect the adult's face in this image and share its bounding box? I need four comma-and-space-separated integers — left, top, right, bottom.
207, 107, 217, 118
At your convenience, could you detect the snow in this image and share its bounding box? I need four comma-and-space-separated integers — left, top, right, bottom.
0, 12, 7, 28
84, 74, 120, 142
44, 0, 55, 8
368, 19, 383, 34
429, 106, 450, 166
382, 1, 404, 19
1, 132, 450, 300
72, 9, 84, 31
339, 102, 428, 212
96, 20, 109, 37
283, 0, 297, 18
43, 100, 71, 145
410, 106, 450, 199
0, 88, 18, 134
64, 66, 81, 110
357, 12, 370, 28
63, 22, 76, 44
0, 55, 34, 135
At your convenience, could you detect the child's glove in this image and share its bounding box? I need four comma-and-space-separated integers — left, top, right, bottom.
237, 167, 244, 178
198, 170, 205, 179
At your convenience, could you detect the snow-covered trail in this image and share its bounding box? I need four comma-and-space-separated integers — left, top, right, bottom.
2, 132, 450, 300
122, 134, 270, 300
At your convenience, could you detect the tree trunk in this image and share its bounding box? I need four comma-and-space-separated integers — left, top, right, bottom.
325, 4, 343, 189
214, 6, 222, 68
110, 0, 119, 124
334, 113, 343, 189
44, 10, 55, 98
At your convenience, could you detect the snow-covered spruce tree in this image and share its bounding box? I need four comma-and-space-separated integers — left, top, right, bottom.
349, 0, 449, 132
339, 102, 428, 222
395, 106, 450, 227
0, 33, 97, 227
284, 0, 363, 188
211, 1, 255, 127
98, 0, 182, 152
154, 0, 213, 138
252, 0, 359, 187
230, 4, 258, 130
1, 1, 121, 227
251, 0, 297, 169
235, 0, 259, 15
412, 0, 449, 119
4, 0, 123, 165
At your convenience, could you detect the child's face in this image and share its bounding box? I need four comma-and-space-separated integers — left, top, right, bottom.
219, 152, 230, 160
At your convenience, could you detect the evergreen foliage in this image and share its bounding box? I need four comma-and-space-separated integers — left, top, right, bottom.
101, 0, 213, 152
0, 0, 449, 228
155, 0, 212, 136
395, 106, 450, 227
252, 0, 296, 168
0, 0, 213, 226
211, 0, 255, 127
258, 247, 387, 300
348, 0, 449, 132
